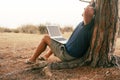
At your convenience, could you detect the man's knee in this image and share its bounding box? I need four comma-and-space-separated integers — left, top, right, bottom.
42, 34, 51, 43
43, 34, 50, 40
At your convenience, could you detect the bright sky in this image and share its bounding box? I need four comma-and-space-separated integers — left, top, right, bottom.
0, 0, 88, 28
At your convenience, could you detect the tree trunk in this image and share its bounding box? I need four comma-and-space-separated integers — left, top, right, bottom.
48, 0, 120, 70
88, 0, 119, 67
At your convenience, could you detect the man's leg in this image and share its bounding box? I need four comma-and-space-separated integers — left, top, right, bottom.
29, 34, 51, 62
44, 49, 52, 59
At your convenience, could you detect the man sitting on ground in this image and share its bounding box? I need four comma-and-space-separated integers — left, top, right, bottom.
26, 4, 95, 64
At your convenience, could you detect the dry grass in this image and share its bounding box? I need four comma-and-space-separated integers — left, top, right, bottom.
0, 33, 120, 80
0, 25, 73, 34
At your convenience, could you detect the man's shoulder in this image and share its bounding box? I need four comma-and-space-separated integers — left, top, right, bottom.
77, 21, 84, 28
79, 21, 84, 25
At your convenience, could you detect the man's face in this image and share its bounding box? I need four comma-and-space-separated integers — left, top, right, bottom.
82, 5, 94, 19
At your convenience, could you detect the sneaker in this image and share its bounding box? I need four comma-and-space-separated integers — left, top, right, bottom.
38, 56, 47, 61
25, 59, 36, 64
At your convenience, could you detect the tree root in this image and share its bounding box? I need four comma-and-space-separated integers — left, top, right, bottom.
48, 55, 120, 70
0, 61, 48, 79
1, 55, 120, 79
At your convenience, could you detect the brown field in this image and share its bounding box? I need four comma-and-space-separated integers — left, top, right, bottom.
0, 33, 120, 80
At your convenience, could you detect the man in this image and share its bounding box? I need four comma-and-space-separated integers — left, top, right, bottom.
26, 4, 95, 64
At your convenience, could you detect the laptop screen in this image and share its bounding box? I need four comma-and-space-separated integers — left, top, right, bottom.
47, 26, 62, 37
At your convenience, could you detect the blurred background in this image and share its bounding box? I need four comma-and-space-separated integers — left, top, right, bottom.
0, 0, 88, 29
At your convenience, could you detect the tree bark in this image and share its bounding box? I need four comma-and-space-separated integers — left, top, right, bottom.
88, 0, 119, 67
48, 0, 120, 70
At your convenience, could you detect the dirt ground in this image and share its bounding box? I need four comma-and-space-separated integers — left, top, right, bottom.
0, 33, 120, 80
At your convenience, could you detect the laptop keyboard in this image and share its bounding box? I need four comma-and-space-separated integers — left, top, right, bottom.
54, 38, 66, 41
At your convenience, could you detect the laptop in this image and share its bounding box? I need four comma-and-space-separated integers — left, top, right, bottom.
46, 25, 68, 44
